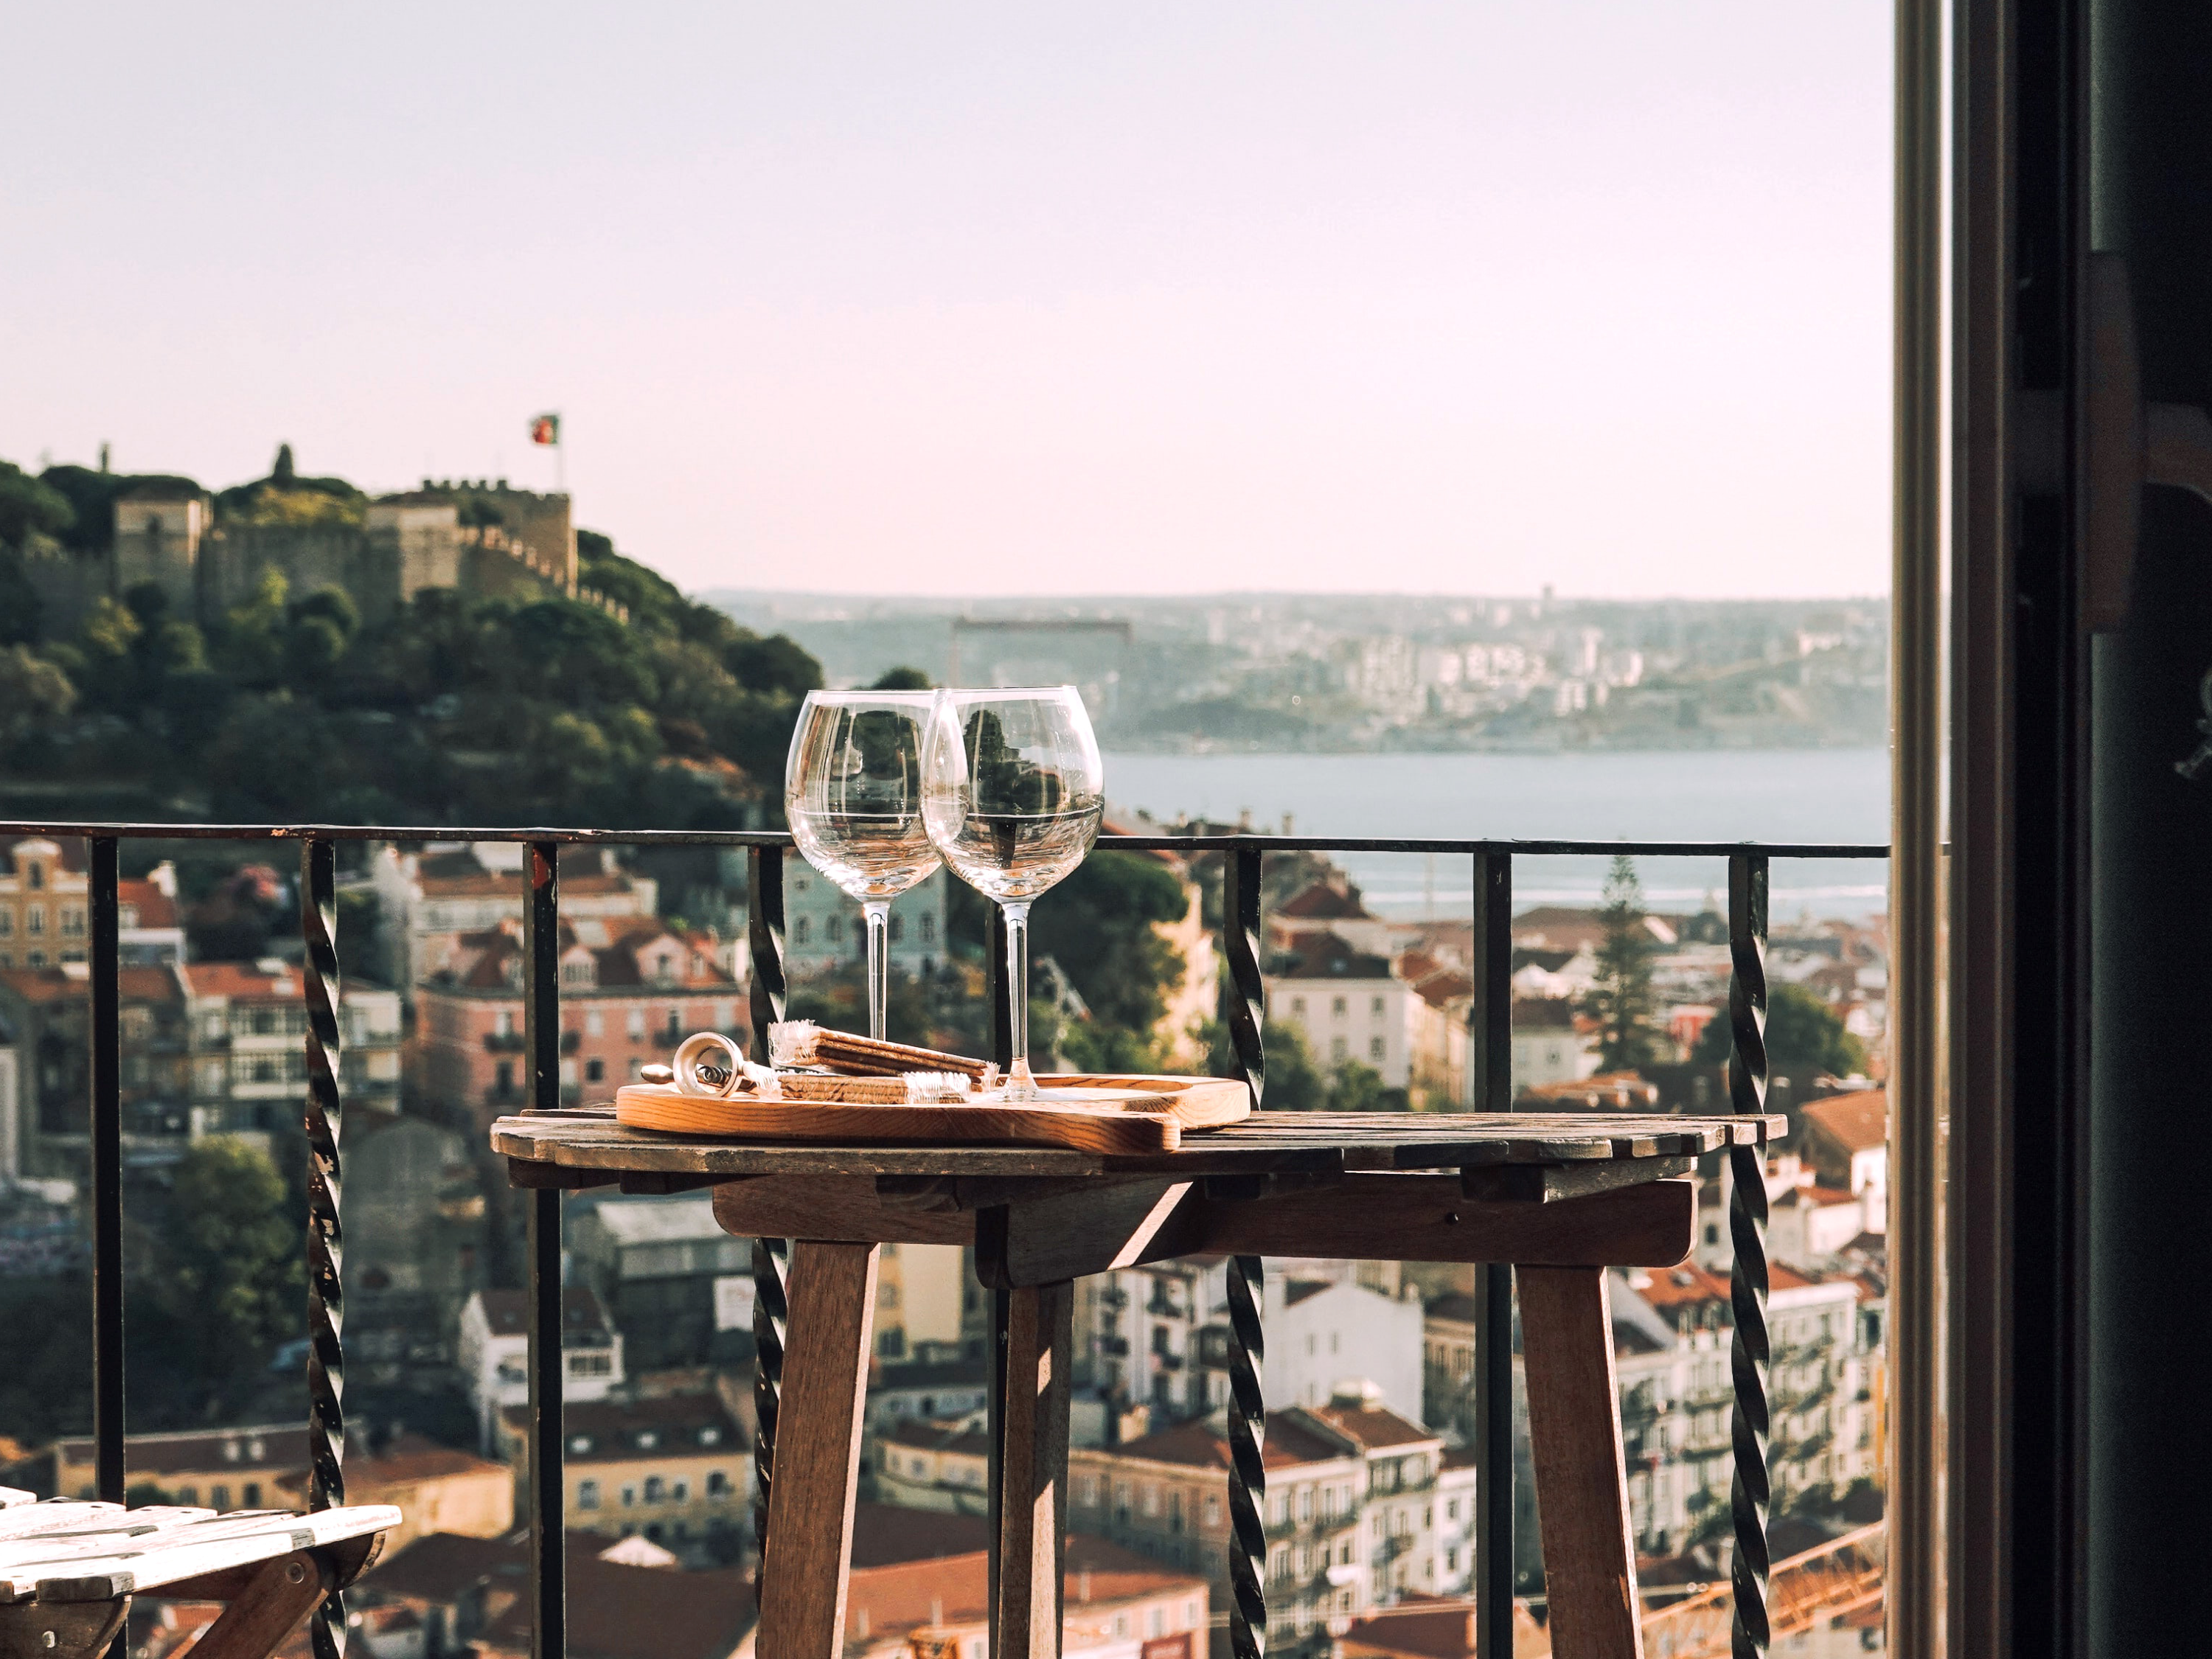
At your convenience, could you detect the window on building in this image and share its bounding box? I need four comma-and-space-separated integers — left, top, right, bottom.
1331, 995, 1346, 1016
61, 908, 83, 937
621, 1485, 636, 1507
585, 1058, 605, 1082
627, 1008, 646, 1040
495, 1060, 514, 1093
1332, 1037, 1348, 1062
1369, 1037, 1385, 1062
1203, 1492, 1220, 1527
25, 864, 41, 891
672, 1479, 689, 1502
1371, 995, 1384, 1016
24, 908, 42, 936
242, 1484, 260, 1506
587, 1008, 605, 1036
794, 917, 811, 945
1141, 1484, 1161, 1517
1077, 1474, 1098, 1506
707, 1470, 730, 1497
579, 1480, 600, 1510
212, 1486, 230, 1509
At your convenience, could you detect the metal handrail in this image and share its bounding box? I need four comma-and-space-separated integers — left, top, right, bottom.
5, 815, 1888, 1659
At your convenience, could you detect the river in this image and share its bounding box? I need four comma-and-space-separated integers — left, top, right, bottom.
1099, 748, 1890, 919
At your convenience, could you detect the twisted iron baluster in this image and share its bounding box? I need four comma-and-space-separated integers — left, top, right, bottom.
751, 1235, 789, 1587
1727, 852, 1771, 1659
301, 839, 347, 1659
1222, 846, 1266, 1104
1225, 1253, 1267, 1659
745, 846, 789, 1596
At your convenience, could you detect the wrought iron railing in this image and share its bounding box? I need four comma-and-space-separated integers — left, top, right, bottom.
8, 817, 1885, 1659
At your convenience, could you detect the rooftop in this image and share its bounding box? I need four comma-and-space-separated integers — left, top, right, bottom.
1802, 1088, 1888, 1154
473, 1284, 615, 1343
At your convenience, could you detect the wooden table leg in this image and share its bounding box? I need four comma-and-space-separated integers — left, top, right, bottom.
1518, 1265, 1643, 1659
994, 1281, 1074, 1658
187, 1550, 335, 1659
757, 1241, 880, 1659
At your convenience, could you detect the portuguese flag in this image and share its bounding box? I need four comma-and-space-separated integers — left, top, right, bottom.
529, 412, 560, 446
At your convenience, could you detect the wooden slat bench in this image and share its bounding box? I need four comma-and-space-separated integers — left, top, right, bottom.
0, 1489, 400, 1659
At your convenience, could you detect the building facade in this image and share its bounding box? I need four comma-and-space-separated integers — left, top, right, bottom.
1068, 1392, 1478, 1658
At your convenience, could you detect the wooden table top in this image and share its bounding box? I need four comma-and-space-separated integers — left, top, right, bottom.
493, 1106, 1786, 1181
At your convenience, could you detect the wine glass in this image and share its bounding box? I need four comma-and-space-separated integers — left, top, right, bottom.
785, 690, 943, 1042
922, 686, 1105, 1099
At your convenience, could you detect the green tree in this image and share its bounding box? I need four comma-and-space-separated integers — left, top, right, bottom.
870, 666, 933, 690
160, 1137, 303, 1396
1691, 980, 1868, 1084
0, 462, 73, 548
1206, 1017, 1327, 1111
1326, 1060, 1410, 1113
1582, 855, 1663, 1072
1026, 851, 1189, 1033
0, 646, 76, 745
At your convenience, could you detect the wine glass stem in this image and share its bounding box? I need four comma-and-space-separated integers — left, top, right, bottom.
863, 900, 891, 1043
1001, 900, 1037, 1098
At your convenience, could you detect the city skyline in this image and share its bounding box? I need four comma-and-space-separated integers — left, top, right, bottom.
4, 2, 1889, 601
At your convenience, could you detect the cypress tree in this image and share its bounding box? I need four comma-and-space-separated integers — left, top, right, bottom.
1583, 854, 1663, 1072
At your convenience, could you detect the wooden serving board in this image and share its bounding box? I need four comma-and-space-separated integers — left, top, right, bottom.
612, 1072, 1249, 1154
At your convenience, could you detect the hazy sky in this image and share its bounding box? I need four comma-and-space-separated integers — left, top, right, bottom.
2, 4, 1890, 599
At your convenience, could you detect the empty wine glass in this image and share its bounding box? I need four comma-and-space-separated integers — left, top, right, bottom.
922, 686, 1105, 1099
785, 689, 943, 1041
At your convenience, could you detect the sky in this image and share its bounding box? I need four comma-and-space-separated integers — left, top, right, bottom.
1, 3, 1891, 600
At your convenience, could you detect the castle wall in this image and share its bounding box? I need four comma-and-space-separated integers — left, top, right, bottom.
205, 527, 404, 625
20, 549, 110, 640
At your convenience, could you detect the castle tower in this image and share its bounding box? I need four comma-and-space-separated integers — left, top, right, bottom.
112, 487, 208, 617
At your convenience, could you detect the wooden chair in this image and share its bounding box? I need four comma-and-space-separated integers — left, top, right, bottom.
0, 1488, 400, 1659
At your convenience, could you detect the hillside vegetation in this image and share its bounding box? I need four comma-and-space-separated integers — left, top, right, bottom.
0, 456, 820, 827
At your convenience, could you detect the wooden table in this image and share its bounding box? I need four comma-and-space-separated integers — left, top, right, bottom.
495, 1107, 1782, 1659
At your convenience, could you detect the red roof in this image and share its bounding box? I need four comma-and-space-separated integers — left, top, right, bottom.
1802, 1088, 1887, 1154
1110, 1411, 1354, 1472
1279, 881, 1379, 923
179, 961, 303, 1001
1303, 1402, 1438, 1452
116, 879, 178, 928
844, 1535, 1201, 1650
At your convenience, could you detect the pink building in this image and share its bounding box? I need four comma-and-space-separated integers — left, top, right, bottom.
409, 917, 743, 1115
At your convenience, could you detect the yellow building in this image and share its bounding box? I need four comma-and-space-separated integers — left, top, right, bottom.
498, 1391, 750, 1559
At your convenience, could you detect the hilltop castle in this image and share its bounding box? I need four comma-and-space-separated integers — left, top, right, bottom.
28, 472, 625, 636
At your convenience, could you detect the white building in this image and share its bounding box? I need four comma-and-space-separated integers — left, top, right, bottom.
1267, 934, 1418, 1088
780, 864, 948, 983
177, 959, 403, 1136
1070, 1388, 1481, 1648
1508, 998, 1599, 1096
456, 1285, 624, 1451
1265, 1276, 1425, 1422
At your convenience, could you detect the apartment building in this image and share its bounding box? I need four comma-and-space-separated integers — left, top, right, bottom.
179, 959, 403, 1134
52, 1423, 307, 1507
458, 1286, 625, 1452
781, 863, 947, 982
369, 844, 661, 1002
568, 1194, 752, 1374
872, 1417, 990, 1514
1074, 1260, 1425, 1436
1265, 933, 1418, 1088
408, 917, 740, 1117
1068, 1388, 1478, 1656
1506, 1261, 1875, 1570
498, 1391, 749, 1561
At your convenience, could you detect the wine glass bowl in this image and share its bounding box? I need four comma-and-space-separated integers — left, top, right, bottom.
922, 686, 1105, 1098
784, 690, 942, 1040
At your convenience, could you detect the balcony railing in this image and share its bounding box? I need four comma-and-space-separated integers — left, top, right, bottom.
9, 815, 1885, 1659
